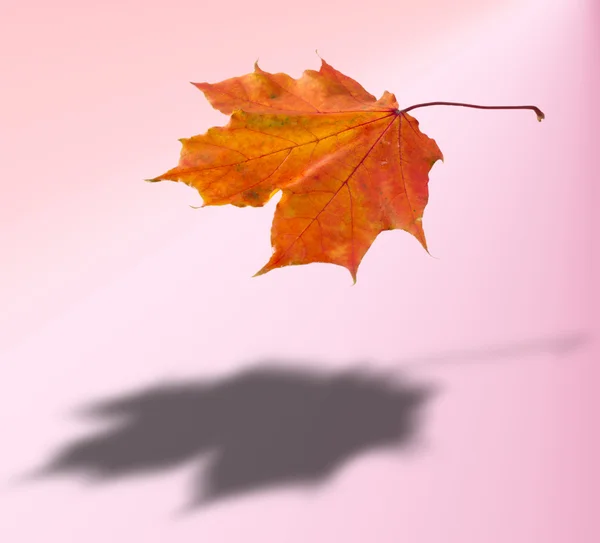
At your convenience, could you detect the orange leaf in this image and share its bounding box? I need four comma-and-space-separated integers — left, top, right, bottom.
149, 59, 444, 282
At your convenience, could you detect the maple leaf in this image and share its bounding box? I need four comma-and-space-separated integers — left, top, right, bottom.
148, 59, 544, 282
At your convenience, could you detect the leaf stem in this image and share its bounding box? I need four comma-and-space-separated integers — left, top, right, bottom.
400, 101, 545, 121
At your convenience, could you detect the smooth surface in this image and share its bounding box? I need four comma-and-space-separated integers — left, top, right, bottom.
1, 0, 598, 541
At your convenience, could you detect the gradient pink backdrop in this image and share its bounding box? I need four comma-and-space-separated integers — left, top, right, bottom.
1, 0, 598, 541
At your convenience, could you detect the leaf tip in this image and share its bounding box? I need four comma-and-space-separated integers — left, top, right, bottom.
316, 52, 332, 71
252, 258, 273, 277
417, 233, 440, 260
345, 265, 358, 285
425, 249, 441, 260
190, 81, 207, 92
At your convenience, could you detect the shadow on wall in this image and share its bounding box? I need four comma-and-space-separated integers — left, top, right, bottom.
401, 331, 590, 369
30, 365, 435, 510
27, 331, 589, 511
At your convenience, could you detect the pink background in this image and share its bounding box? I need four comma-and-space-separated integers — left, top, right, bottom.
1, 0, 598, 541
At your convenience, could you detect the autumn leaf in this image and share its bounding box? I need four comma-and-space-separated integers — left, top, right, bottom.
148, 59, 544, 282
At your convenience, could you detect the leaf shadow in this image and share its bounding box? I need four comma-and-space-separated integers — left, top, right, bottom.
28, 365, 435, 511
24, 330, 589, 512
